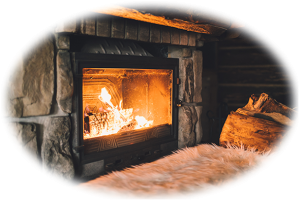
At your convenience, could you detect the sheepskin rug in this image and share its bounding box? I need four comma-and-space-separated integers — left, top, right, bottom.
80, 144, 267, 195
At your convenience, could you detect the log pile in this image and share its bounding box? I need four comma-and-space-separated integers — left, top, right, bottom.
219, 93, 295, 152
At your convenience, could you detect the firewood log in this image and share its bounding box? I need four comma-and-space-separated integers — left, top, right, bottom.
237, 93, 295, 126
219, 93, 294, 152
119, 118, 138, 132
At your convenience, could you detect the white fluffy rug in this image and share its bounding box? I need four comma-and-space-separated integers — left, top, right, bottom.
81, 144, 267, 196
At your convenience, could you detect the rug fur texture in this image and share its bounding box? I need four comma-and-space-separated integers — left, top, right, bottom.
81, 144, 267, 195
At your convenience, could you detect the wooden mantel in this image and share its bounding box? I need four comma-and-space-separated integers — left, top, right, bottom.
85, 1, 245, 36
56, 6, 245, 43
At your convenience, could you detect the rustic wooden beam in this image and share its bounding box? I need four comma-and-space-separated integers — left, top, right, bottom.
93, 6, 227, 36
113, 1, 231, 28
56, 12, 205, 45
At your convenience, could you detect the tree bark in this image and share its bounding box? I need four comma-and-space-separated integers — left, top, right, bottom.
219, 93, 294, 152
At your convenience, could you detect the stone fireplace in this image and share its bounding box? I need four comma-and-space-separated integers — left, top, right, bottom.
7, 11, 203, 180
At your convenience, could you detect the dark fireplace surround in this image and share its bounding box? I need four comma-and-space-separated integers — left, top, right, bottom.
71, 50, 179, 176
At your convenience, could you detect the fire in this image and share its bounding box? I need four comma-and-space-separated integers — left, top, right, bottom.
84, 87, 153, 138
98, 87, 114, 108
135, 116, 153, 129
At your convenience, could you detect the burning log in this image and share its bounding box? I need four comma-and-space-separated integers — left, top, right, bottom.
219, 93, 295, 152
83, 87, 153, 139
119, 118, 138, 132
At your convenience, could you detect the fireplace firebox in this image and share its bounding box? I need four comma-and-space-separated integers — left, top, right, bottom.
71, 53, 179, 175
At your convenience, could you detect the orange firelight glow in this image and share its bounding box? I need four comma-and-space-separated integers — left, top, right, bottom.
84, 87, 153, 139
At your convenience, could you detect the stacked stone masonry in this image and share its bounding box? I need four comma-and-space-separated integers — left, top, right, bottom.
8, 36, 55, 118
41, 116, 74, 179
8, 13, 203, 180
8, 33, 75, 179
168, 47, 203, 148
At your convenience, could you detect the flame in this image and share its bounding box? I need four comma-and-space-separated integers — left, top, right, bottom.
135, 116, 153, 129
119, 100, 122, 110
98, 87, 114, 108
84, 87, 153, 138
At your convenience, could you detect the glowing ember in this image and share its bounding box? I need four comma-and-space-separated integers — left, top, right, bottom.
84, 87, 153, 138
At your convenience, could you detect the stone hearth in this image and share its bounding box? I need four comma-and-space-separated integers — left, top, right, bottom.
7, 12, 203, 180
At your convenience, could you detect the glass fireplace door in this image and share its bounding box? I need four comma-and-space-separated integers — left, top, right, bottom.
82, 68, 173, 140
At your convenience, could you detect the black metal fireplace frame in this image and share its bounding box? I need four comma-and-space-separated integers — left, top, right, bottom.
71, 53, 179, 171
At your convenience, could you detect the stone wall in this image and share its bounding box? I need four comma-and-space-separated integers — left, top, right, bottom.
168, 47, 203, 148
7, 34, 75, 179
7, 13, 203, 180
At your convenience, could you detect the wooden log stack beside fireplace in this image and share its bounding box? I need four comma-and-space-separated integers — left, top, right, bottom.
219, 93, 294, 152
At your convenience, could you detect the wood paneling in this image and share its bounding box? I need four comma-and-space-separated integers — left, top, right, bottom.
201, 70, 218, 143
218, 85, 291, 109
138, 22, 150, 42
217, 38, 292, 110
171, 28, 180, 45
188, 32, 196, 46
218, 67, 289, 84
125, 19, 138, 40
94, 6, 227, 35
150, 24, 161, 43
220, 28, 276, 47
218, 49, 277, 66
81, 17, 96, 35
161, 26, 171, 44
71, 14, 202, 47
111, 17, 125, 39
180, 30, 188, 46
97, 15, 111, 37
